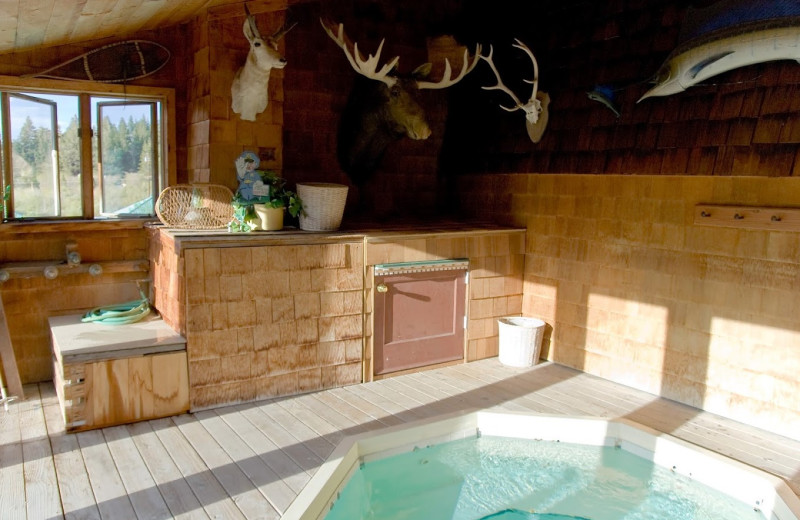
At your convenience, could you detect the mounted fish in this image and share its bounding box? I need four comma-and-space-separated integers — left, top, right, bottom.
639, 0, 800, 101
479, 39, 550, 143
586, 85, 620, 118
231, 6, 296, 121
320, 18, 481, 186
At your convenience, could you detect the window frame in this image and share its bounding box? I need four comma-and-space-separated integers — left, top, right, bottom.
0, 74, 176, 226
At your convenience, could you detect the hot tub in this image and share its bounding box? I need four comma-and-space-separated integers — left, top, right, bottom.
283, 411, 800, 520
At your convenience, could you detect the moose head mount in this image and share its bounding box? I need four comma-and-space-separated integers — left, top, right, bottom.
320, 18, 481, 186
480, 39, 550, 143
231, 6, 295, 121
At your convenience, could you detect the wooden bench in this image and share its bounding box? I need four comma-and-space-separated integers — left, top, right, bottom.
49, 314, 189, 432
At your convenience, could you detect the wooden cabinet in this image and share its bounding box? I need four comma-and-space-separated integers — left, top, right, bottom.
50, 314, 189, 432
364, 229, 526, 381
148, 225, 525, 405
148, 229, 365, 410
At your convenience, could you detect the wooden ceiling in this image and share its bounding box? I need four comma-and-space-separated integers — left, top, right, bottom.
0, 0, 293, 55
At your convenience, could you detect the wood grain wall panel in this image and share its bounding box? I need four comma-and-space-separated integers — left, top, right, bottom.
51, 350, 188, 432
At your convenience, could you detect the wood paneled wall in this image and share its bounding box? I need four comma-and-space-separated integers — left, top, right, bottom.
0, 225, 149, 383
458, 174, 800, 441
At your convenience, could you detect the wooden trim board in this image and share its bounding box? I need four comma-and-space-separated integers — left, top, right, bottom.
695, 204, 800, 232
0, 294, 24, 400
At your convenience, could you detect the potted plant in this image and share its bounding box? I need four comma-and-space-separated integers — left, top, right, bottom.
253, 171, 303, 231
228, 170, 302, 232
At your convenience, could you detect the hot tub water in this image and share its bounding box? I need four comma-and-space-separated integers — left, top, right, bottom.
325, 435, 763, 520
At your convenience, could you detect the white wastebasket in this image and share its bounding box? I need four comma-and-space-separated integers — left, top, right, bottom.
498, 317, 546, 367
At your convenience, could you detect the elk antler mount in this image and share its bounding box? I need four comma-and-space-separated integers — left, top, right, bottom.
480, 39, 550, 143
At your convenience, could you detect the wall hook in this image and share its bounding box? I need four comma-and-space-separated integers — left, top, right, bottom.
694, 203, 800, 231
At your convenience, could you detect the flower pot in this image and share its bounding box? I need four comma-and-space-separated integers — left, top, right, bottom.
253, 204, 284, 231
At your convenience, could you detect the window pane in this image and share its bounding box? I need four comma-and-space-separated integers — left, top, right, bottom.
7, 93, 82, 218
6, 93, 81, 218
58, 104, 82, 216
94, 100, 157, 216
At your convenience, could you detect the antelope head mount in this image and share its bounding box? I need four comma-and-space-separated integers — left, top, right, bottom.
320, 18, 481, 185
480, 39, 550, 143
231, 6, 295, 121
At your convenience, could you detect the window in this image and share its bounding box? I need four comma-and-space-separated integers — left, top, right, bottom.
0, 81, 172, 221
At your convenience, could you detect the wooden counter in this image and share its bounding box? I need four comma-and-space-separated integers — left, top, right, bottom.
152, 221, 522, 252
148, 223, 525, 410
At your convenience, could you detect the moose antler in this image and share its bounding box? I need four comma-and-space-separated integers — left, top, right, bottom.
416, 43, 482, 90
480, 39, 542, 123
320, 18, 399, 87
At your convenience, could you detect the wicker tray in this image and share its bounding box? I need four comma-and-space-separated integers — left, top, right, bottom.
155, 184, 234, 229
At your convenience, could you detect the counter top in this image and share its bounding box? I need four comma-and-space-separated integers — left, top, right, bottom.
148, 221, 525, 251
49, 314, 186, 363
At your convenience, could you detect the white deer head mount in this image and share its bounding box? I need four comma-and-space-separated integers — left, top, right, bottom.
230, 6, 295, 121
480, 39, 550, 143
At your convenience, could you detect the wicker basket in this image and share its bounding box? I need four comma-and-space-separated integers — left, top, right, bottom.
155, 184, 234, 229
297, 183, 348, 231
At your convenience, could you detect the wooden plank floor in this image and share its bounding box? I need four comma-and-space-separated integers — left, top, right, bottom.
2, 359, 800, 519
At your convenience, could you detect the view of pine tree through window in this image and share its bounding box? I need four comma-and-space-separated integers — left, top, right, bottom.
96, 101, 159, 216
1, 90, 162, 220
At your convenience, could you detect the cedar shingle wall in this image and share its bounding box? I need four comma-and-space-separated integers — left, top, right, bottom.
458, 174, 800, 441
186, 7, 285, 189
155, 240, 364, 410
284, 0, 800, 210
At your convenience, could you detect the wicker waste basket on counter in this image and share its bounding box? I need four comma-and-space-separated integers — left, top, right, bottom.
297, 183, 348, 231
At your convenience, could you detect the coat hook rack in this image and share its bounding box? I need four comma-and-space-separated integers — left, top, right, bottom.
694, 204, 800, 232
0, 241, 149, 283
0, 260, 148, 283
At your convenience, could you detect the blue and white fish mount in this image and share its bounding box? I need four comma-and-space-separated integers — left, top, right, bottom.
639, 0, 800, 101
